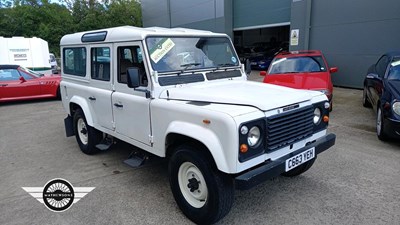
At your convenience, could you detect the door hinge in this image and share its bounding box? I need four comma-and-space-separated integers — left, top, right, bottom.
148, 135, 154, 144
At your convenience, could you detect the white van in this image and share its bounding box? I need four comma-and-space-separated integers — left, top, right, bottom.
0, 36, 52, 75
60, 26, 336, 224
49, 53, 58, 69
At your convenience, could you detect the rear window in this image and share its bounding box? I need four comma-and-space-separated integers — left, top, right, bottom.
268, 56, 327, 74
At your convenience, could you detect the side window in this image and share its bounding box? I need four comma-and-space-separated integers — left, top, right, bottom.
63, 47, 86, 76
19, 70, 34, 80
117, 46, 147, 86
376, 56, 389, 78
91, 47, 110, 81
0, 69, 20, 81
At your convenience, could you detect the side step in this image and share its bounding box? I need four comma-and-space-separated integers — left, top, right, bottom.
96, 136, 114, 151
123, 151, 149, 168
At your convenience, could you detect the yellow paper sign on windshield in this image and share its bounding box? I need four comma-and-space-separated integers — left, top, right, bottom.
150, 38, 175, 63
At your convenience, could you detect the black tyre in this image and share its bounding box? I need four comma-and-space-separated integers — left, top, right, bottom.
73, 109, 102, 154
56, 86, 61, 100
376, 107, 389, 141
362, 87, 372, 108
169, 145, 234, 224
281, 158, 316, 177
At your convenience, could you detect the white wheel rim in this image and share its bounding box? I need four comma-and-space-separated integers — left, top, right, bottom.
377, 108, 382, 135
178, 162, 208, 208
77, 118, 88, 145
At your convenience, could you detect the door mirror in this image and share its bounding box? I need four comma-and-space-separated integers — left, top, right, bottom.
19, 76, 26, 83
329, 67, 338, 73
245, 58, 251, 75
127, 68, 140, 88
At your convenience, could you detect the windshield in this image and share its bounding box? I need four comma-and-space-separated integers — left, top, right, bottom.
388, 57, 400, 80
146, 37, 239, 74
19, 66, 42, 77
268, 56, 327, 74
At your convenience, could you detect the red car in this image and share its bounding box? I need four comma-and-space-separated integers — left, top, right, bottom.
260, 50, 337, 109
0, 65, 61, 102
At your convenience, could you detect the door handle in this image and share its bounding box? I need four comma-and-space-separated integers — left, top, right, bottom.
88, 96, 96, 101
114, 103, 123, 108
0, 84, 8, 87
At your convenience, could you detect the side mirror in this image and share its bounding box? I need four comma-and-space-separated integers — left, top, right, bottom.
329, 67, 338, 73
260, 71, 267, 76
127, 68, 140, 88
245, 58, 251, 75
19, 76, 26, 83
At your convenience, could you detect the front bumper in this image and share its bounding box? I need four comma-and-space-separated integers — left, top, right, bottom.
235, 133, 336, 190
384, 117, 400, 138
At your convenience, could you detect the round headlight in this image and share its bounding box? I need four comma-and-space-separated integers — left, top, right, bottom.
247, 126, 261, 147
393, 102, 400, 116
313, 108, 322, 124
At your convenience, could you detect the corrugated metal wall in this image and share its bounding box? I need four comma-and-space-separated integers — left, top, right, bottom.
142, 0, 233, 37
233, 0, 291, 30
291, 0, 400, 88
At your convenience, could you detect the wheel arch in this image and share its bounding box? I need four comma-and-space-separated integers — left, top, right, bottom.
68, 96, 94, 126
165, 123, 231, 173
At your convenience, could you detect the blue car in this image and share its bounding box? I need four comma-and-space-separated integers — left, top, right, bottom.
363, 51, 400, 140
250, 55, 273, 70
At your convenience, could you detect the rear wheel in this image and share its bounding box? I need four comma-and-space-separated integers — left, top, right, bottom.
377, 107, 389, 141
281, 158, 316, 177
169, 145, 234, 224
73, 109, 102, 154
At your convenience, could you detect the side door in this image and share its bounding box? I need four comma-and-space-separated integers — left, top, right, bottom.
370, 55, 389, 107
0, 68, 40, 100
112, 42, 152, 146
88, 45, 114, 130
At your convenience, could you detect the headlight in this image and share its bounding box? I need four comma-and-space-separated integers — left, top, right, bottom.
393, 102, 400, 116
316, 89, 331, 96
313, 108, 322, 124
247, 126, 261, 147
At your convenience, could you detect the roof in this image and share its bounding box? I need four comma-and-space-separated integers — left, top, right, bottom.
0, 65, 20, 69
276, 50, 323, 58
60, 26, 227, 46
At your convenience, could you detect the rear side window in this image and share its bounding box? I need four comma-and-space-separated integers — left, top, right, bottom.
63, 47, 86, 76
91, 47, 110, 81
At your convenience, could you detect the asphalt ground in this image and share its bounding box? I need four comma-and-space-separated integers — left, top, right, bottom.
0, 72, 399, 224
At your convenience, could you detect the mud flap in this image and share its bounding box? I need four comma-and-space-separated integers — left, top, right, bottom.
64, 115, 74, 137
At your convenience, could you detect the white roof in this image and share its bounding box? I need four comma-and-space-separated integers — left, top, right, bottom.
60, 26, 227, 46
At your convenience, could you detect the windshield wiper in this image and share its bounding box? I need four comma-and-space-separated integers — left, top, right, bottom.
180, 63, 201, 71
217, 63, 236, 67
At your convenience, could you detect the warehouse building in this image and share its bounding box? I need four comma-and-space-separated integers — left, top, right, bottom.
142, 0, 400, 88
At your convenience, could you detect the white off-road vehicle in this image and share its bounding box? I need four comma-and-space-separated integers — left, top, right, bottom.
60, 26, 336, 224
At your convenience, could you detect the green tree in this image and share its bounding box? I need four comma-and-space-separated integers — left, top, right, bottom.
106, 0, 142, 27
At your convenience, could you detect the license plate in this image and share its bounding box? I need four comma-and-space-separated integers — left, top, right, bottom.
251, 62, 257, 65
285, 147, 315, 172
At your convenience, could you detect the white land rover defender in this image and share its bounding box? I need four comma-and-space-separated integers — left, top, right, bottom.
60, 26, 336, 224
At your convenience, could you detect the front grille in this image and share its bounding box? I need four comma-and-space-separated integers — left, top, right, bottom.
265, 105, 314, 152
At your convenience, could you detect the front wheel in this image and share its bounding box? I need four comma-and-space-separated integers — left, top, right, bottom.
281, 158, 316, 177
377, 107, 389, 141
73, 109, 102, 154
169, 145, 234, 224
